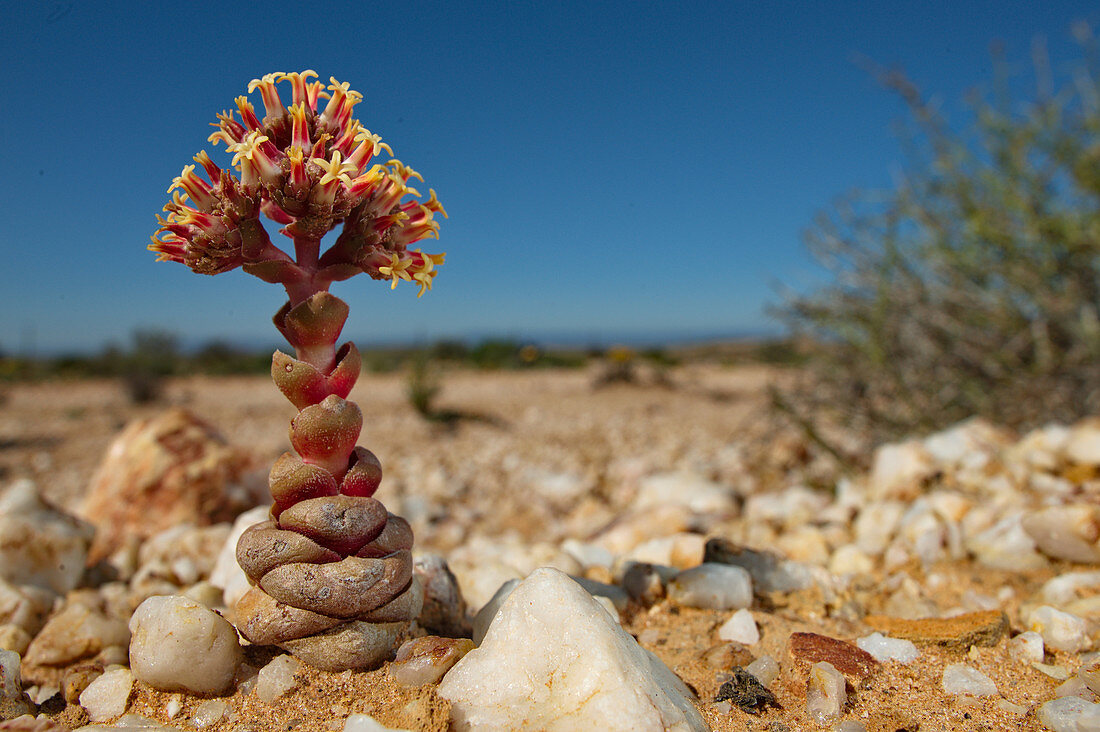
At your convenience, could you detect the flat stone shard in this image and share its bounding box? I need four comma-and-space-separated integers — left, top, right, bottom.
437, 567, 708, 732
862, 610, 1008, 650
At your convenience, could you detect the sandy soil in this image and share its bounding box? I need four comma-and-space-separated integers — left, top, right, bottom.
0, 366, 1089, 731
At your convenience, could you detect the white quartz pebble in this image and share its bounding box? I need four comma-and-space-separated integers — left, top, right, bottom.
1038, 696, 1100, 732
79, 667, 134, 722
256, 654, 301, 703
744, 655, 779, 687
343, 714, 413, 732
668, 563, 752, 610
942, 664, 997, 697
191, 700, 227, 728
717, 608, 758, 645
1008, 631, 1045, 663
1029, 605, 1091, 653
805, 661, 846, 726
128, 595, 242, 695
855, 632, 919, 664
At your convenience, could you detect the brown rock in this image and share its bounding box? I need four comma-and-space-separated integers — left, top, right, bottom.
788, 632, 879, 679
81, 408, 260, 563
413, 555, 470, 638
862, 610, 1008, 650
389, 636, 475, 686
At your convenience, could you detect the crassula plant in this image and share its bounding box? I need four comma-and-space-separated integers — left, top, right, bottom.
149, 70, 445, 670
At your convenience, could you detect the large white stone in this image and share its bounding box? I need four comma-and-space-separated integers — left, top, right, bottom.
129, 595, 242, 695
437, 568, 707, 731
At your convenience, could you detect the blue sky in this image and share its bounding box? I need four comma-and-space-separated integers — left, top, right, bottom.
2, 1, 1097, 354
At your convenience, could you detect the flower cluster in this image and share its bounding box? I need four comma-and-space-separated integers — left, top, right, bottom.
150, 71, 446, 298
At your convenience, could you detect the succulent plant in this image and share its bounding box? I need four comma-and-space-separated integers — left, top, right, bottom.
149, 71, 444, 670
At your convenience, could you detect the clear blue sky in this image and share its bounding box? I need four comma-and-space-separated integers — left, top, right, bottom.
2, 1, 1097, 354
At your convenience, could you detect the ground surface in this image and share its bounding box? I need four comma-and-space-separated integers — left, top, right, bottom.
0, 365, 1091, 731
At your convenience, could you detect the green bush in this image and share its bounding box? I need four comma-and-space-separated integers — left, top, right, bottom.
775, 28, 1100, 454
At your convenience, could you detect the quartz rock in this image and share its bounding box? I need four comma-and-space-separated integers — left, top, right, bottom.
210, 506, 270, 610
471, 579, 520, 647
805, 661, 846, 726
343, 715, 413, 732
255, 654, 300, 703
703, 539, 814, 593
81, 409, 259, 563
0, 480, 94, 597
390, 636, 474, 686
1065, 419, 1100, 465
191, 700, 227, 728
668, 563, 752, 610
867, 440, 934, 500
855, 633, 919, 664
24, 599, 130, 668
1008, 631, 1045, 664
128, 595, 242, 695
0, 580, 55, 638
942, 664, 997, 696
1022, 505, 1100, 564
634, 472, 736, 516
79, 668, 133, 723
1041, 571, 1100, 608
966, 515, 1048, 571
437, 568, 707, 731
1037, 696, 1100, 732
718, 609, 759, 645
1029, 605, 1091, 653
744, 655, 779, 687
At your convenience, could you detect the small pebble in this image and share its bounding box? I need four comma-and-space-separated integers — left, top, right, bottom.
256, 654, 301, 703
1038, 696, 1100, 732
744, 655, 779, 687
668, 563, 752, 610
343, 714, 413, 732
1029, 605, 1091, 653
855, 632, 919, 664
191, 699, 228, 728
806, 661, 846, 726
79, 667, 134, 722
165, 695, 182, 719
941, 664, 997, 697
718, 609, 759, 645
390, 636, 475, 687
1007, 631, 1045, 663
834, 721, 867, 732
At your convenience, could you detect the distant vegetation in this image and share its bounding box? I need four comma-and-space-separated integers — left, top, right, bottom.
775, 27, 1100, 458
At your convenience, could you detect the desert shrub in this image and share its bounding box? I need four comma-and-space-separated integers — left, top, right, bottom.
775, 29, 1100, 456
